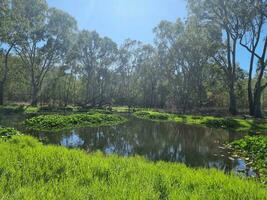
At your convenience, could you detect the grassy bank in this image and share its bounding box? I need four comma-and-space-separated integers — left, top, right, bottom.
134, 110, 267, 133
0, 134, 266, 199
230, 136, 267, 184
25, 112, 127, 131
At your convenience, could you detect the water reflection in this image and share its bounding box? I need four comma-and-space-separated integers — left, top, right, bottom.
60, 131, 85, 148
0, 113, 250, 174
28, 116, 244, 172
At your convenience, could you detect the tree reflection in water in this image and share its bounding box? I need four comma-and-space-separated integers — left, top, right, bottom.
29, 115, 248, 174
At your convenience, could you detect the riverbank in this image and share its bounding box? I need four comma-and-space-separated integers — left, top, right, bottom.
25, 112, 127, 131
0, 133, 266, 199
134, 110, 267, 133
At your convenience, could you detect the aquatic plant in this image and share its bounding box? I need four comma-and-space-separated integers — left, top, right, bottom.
230, 136, 267, 184
25, 113, 127, 131
0, 127, 22, 139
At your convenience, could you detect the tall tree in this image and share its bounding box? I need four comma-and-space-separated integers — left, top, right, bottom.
116, 39, 140, 107
0, 0, 16, 105
74, 31, 117, 106
239, 0, 267, 117
13, 0, 77, 105
188, 0, 243, 115
154, 17, 220, 112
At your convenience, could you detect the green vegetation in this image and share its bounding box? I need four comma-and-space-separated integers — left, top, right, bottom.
0, 104, 114, 114
112, 106, 131, 113
134, 110, 267, 133
0, 135, 265, 200
25, 112, 127, 131
0, 127, 22, 139
24, 106, 40, 114
230, 136, 267, 184
111, 106, 147, 113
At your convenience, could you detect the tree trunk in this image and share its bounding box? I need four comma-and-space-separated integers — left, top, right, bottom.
247, 54, 254, 116
0, 44, 13, 106
0, 81, 4, 105
229, 83, 237, 115
252, 59, 266, 118
253, 87, 262, 118
31, 85, 38, 106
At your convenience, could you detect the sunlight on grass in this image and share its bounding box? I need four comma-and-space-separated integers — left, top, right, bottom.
0, 135, 266, 199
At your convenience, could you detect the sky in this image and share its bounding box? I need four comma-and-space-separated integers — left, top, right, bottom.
46, 0, 265, 72
47, 0, 187, 44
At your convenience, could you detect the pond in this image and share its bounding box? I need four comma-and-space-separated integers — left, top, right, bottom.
0, 113, 255, 176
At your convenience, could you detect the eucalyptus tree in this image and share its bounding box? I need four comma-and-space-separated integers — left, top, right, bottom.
13, 0, 77, 105
134, 44, 158, 107
116, 39, 140, 107
153, 19, 184, 110
153, 17, 220, 112
188, 0, 244, 115
74, 31, 117, 106
238, 0, 267, 117
0, 0, 16, 104
178, 16, 221, 110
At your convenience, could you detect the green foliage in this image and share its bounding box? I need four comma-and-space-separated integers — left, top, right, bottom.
24, 106, 40, 114
135, 111, 169, 120
0, 135, 265, 199
25, 112, 127, 131
39, 106, 75, 112
0, 127, 22, 139
134, 110, 267, 133
231, 136, 267, 184
204, 118, 241, 129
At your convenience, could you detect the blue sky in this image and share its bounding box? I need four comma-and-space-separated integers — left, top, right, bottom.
46, 0, 266, 72
47, 0, 187, 44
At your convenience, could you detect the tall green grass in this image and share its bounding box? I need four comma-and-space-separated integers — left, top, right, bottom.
0, 135, 266, 199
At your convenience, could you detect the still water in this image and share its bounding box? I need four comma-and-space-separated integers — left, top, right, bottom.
0, 113, 254, 175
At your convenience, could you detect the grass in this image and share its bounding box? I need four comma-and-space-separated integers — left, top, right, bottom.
24, 112, 127, 131
0, 105, 25, 113
134, 110, 267, 133
0, 134, 266, 200
111, 106, 152, 113
24, 106, 40, 114
230, 136, 267, 184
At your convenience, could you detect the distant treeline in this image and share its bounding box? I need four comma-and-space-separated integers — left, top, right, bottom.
0, 0, 267, 117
